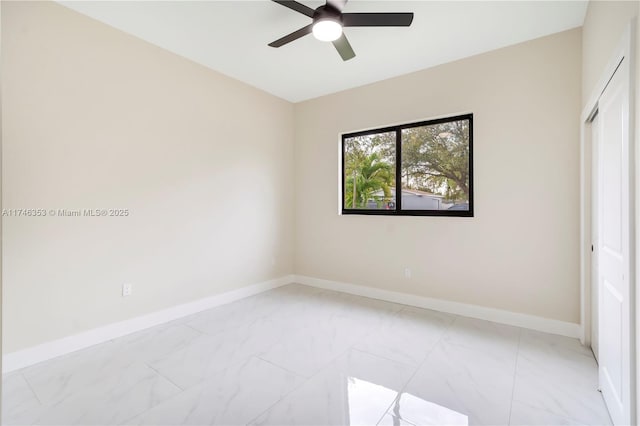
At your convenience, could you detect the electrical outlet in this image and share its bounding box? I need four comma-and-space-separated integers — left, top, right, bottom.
404, 268, 412, 279
122, 283, 132, 297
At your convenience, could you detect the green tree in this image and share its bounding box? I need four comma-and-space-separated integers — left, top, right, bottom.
401, 120, 469, 200
345, 152, 395, 208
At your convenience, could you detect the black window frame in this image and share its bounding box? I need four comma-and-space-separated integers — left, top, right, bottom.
341, 113, 474, 217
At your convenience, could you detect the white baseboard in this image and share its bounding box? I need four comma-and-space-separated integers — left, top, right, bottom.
4, 273, 580, 373
294, 275, 581, 339
3, 275, 294, 374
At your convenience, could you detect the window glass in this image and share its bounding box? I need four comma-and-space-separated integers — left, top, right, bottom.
343, 131, 396, 210
401, 118, 470, 211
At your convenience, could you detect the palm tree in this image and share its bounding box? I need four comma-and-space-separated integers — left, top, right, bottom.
345, 153, 394, 208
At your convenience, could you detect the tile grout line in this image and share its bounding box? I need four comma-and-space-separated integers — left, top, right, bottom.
245, 342, 356, 425
116, 362, 191, 425
180, 322, 208, 335
255, 355, 310, 379
245, 312, 365, 426
128, 288, 322, 424
143, 362, 186, 392
240, 299, 325, 424
372, 313, 461, 426
182, 316, 261, 338
19, 370, 45, 406
111, 290, 312, 426
507, 327, 523, 425
348, 347, 417, 371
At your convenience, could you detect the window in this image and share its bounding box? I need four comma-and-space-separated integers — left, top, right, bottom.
342, 114, 473, 217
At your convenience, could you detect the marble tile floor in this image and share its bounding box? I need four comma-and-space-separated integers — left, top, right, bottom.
2, 284, 611, 426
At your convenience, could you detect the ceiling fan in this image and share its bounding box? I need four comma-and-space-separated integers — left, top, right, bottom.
268, 0, 414, 61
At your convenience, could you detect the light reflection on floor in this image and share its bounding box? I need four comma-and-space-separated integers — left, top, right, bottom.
347, 376, 469, 425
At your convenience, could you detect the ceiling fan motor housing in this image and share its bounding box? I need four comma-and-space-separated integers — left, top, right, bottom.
314, 4, 342, 24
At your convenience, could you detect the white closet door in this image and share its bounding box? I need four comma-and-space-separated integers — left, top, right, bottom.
596, 57, 632, 426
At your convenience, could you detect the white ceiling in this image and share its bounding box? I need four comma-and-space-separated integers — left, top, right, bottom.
59, 1, 588, 102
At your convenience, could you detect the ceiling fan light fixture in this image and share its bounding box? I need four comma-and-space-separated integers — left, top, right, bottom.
312, 19, 343, 42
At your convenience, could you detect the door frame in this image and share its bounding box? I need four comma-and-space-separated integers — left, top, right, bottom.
579, 19, 636, 422
591, 111, 600, 361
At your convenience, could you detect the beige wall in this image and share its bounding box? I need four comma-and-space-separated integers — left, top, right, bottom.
294, 28, 582, 323
582, 0, 639, 103
2, 1, 294, 353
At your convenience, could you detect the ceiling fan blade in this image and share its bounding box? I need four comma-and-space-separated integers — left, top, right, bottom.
271, 0, 315, 18
268, 24, 313, 47
332, 34, 355, 61
326, 0, 348, 11
342, 12, 414, 27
